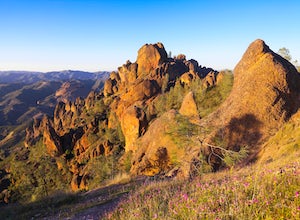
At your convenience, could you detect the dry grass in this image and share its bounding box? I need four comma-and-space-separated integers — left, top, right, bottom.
104, 172, 132, 186
104, 159, 300, 220
258, 110, 300, 166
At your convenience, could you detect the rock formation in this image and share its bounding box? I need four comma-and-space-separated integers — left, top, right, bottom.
130, 110, 185, 176
137, 43, 168, 75
179, 91, 200, 124
20, 41, 223, 195
207, 39, 300, 160
4, 38, 299, 206
121, 106, 147, 152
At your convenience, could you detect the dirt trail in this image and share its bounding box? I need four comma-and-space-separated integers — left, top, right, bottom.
41, 177, 147, 220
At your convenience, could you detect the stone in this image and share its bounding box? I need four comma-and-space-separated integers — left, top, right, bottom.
130, 110, 190, 177
179, 92, 200, 123
180, 72, 199, 85
42, 116, 63, 157
118, 60, 138, 84
121, 106, 147, 152
137, 43, 168, 75
203, 71, 217, 88
208, 39, 300, 152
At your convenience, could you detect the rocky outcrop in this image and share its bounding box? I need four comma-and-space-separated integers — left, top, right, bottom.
203, 71, 218, 88
42, 116, 63, 157
131, 110, 185, 176
180, 72, 199, 85
137, 43, 168, 75
118, 60, 138, 84
21, 41, 222, 195
24, 118, 42, 148
120, 79, 160, 104
179, 92, 200, 123
121, 106, 147, 152
103, 72, 120, 97
208, 39, 300, 154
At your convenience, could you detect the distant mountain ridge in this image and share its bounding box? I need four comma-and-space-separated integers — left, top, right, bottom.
0, 70, 110, 126
0, 70, 110, 84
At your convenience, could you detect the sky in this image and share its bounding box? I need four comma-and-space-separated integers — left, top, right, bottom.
0, 0, 299, 72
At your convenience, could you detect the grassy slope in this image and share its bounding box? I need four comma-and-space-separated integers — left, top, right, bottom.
258, 110, 300, 166
102, 110, 300, 220
2, 156, 298, 219
104, 161, 300, 219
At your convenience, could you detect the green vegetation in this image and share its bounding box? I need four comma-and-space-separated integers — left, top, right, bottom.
278, 47, 299, 69
278, 47, 292, 62
196, 72, 233, 118
167, 114, 248, 174
118, 151, 133, 173
154, 80, 185, 115
154, 72, 233, 118
85, 155, 120, 189
166, 114, 202, 149
7, 140, 71, 203
259, 112, 300, 165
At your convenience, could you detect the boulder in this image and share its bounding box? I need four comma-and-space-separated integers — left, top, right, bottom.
208, 39, 300, 152
176, 54, 186, 61
103, 78, 114, 96
179, 92, 200, 123
130, 110, 191, 177
158, 60, 189, 81
121, 106, 147, 152
118, 60, 138, 84
137, 43, 168, 75
120, 79, 160, 103
184, 59, 199, 74
203, 71, 218, 88
180, 72, 199, 85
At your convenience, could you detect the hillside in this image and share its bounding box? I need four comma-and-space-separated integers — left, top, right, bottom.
0, 71, 108, 168
0, 39, 300, 219
0, 71, 109, 126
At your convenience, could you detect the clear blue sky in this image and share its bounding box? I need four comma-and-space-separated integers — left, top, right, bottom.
0, 0, 299, 72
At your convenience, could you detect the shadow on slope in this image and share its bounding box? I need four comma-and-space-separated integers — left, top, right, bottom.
214, 114, 262, 166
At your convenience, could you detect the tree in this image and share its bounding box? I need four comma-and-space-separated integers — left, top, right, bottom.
167, 114, 248, 176
278, 48, 300, 71
278, 47, 292, 61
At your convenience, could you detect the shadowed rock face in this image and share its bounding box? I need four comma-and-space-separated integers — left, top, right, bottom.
208, 39, 300, 156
